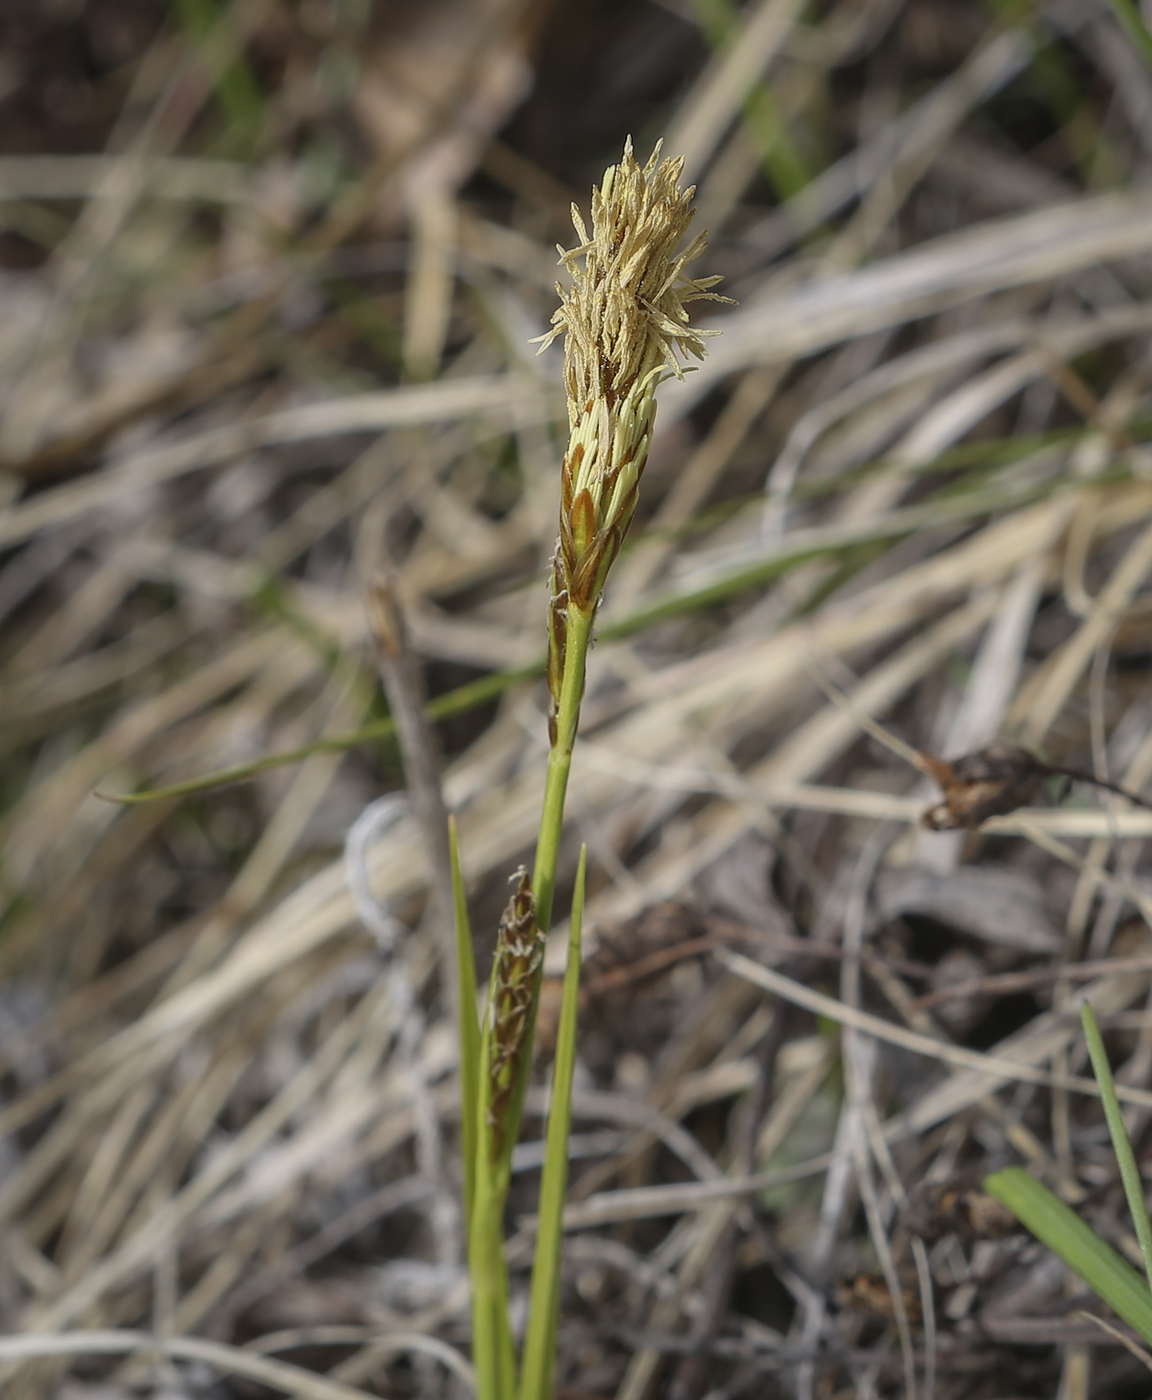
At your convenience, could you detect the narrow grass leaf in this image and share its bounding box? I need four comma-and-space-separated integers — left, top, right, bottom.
451, 817, 481, 1229
174, 0, 265, 155
1102, 0, 1152, 75
1081, 1003, 1152, 1290
99, 664, 543, 803
100, 454, 1141, 812
984, 1167, 1152, 1344
470, 973, 517, 1400
1080, 1311, 1152, 1374
519, 845, 587, 1400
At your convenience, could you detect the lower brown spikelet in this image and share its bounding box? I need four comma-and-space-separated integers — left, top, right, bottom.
487, 868, 544, 1161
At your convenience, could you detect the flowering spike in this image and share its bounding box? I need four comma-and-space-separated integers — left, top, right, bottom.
486, 868, 543, 1163
534, 139, 731, 718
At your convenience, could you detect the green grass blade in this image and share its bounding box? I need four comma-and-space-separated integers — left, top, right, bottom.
519, 846, 587, 1400
96, 728, 396, 804
468, 1175, 516, 1400
174, 0, 265, 156
985, 1167, 1152, 1344
470, 988, 516, 1400
1103, 0, 1152, 74
1082, 1004, 1152, 1290
451, 817, 481, 1230
99, 663, 543, 803
102, 454, 1143, 810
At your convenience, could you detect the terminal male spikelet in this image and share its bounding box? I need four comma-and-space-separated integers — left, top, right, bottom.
536, 139, 727, 740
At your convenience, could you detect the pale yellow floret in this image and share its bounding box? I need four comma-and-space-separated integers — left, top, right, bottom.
538, 137, 729, 625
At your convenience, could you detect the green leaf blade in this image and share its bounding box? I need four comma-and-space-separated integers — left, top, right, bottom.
470, 958, 516, 1400
451, 817, 481, 1230
1082, 1004, 1152, 1292
519, 846, 587, 1400
1103, 0, 1152, 75
985, 1167, 1152, 1345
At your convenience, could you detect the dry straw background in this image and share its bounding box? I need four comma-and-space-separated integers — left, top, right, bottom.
5, 0, 1152, 1396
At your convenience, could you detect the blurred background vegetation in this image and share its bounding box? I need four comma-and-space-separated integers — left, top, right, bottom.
5, 0, 1152, 1397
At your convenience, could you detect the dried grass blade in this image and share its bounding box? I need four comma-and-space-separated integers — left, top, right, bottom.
0, 375, 557, 549
101, 661, 543, 803
666, 196, 1152, 416
0, 1328, 419, 1399
716, 949, 1152, 1110
667, 0, 806, 181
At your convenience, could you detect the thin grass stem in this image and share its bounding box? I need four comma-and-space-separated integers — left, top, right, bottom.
450, 817, 481, 1229
531, 607, 594, 935
1081, 1004, 1152, 1291
1102, 0, 1152, 74
985, 1167, 1152, 1344
470, 979, 517, 1400
519, 845, 587, 1400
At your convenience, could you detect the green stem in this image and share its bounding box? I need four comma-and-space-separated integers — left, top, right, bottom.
532, 606, 594, 933
450, 817, 481, 1231
1082, 1004, 1152, 1291
470, 971, 517, 1400
467, 607, 595, 1398
469, 1166, 516, 1400
985, 1166, 1152, 1345
519, 847, 587, 1400
1103, 0, 1152, 75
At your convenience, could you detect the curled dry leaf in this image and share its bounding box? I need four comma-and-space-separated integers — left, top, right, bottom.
916, 742, 1152, 830
904, 1176, 1020, 1244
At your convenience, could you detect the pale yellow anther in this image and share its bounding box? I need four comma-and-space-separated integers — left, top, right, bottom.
538, 137, 729, 663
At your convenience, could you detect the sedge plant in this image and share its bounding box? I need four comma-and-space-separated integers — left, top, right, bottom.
448, 139, 726, 1400
985, 1004, 1152, 1347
